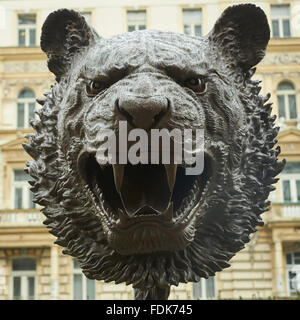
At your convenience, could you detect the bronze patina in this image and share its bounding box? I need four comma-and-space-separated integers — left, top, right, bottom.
24, 4, 284, 299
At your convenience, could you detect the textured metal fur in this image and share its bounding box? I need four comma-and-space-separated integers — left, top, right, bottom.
24, 4, 284, 300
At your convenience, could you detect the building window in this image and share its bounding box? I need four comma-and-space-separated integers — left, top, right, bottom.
13, 169, 35, 209
277, 81, 297, 121
18, 14, 36, 46
281, 162, 300, 203
127, 10, 146, 32
17, 88, 35, 129
271, 5, 291, 38
73, 259, 95, 300
11, 258, 36, 300
80, 12, 91, 25
193, 276, 216, 299
286, 252, 300, 295
182, 9, 202, 36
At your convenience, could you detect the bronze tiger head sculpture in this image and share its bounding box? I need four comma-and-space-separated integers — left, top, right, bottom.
24, 4, 284, 299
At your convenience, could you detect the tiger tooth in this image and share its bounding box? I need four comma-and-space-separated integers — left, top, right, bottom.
164, 164, 177, 192
163, 202, 173, 221
112, 164, 125, 193
118, 208, 128, 224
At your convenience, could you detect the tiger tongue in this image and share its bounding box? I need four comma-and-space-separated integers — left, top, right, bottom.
116, 164, 172, 217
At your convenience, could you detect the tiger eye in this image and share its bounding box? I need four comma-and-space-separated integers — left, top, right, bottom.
185, 78, 207, 94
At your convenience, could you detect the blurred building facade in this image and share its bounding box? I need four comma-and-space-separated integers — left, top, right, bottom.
0, 0, 300, 300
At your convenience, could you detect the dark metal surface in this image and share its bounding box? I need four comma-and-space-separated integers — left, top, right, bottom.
23, 4, 284, 300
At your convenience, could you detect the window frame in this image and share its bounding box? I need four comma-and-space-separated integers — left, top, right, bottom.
182, 8, 203, 37
17, 13, 37, 47
126, 10, 147, 32
270, 4, 291, 38
72, 259, 96, 300
277, 81, 298, 122
10, 258, 36, 300
281, 175, 300, 203
16, 88, 36, 129
193, 276, 216, 299
12, 169, 35, 210
280, 162, 300, 203
286, 252, 300, 296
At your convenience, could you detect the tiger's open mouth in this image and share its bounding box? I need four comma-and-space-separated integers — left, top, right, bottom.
78, 152, 214, 227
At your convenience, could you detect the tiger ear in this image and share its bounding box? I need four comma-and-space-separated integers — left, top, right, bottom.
208, 4, 270, 71
41, 9, 100, 81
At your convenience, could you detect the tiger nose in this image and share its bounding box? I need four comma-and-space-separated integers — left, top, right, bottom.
117, 95, 170, 129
